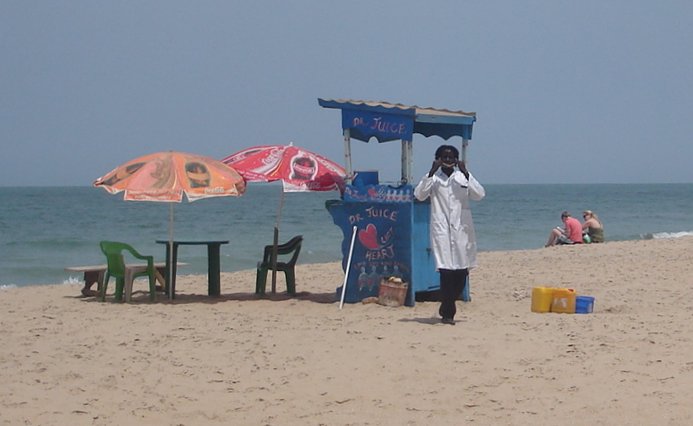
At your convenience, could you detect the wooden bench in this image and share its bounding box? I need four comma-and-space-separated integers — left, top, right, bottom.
65, 262, 186, 296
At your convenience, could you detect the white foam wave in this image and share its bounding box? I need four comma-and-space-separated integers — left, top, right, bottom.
63, 276, 82, 285
1, 284, 18, 291
649, 231, 693, 239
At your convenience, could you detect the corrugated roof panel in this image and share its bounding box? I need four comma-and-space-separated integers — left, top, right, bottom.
318, 98, 476, 118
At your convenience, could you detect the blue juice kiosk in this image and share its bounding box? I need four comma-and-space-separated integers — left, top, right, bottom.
318, 99, 477, 306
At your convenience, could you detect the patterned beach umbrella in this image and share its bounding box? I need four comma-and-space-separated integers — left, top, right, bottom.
221, 143, 345, 193
221, 143, 345, 292
94, 151, 246, 299
94, 151, 246, 202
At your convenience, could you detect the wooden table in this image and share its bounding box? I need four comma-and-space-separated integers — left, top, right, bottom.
156, 240, 229, 298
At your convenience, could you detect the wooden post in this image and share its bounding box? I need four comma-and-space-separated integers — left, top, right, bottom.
461, 138, 469, 163
401, 139, 413, 184
343, 128, 352, 183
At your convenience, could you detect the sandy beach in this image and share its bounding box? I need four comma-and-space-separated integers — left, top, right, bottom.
1, 237, 692, 425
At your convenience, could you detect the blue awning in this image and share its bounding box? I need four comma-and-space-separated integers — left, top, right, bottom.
318, 98, 476, 142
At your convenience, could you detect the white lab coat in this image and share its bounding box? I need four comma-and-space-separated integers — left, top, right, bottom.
414, 169, 485, 270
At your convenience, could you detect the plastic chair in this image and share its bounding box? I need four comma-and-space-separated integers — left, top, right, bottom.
99, 241, 156, 302
255, 235, 303, 295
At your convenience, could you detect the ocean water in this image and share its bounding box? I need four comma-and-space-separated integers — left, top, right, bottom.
1, 183, 692, 288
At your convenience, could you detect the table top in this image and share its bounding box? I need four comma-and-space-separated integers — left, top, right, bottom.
156, 240, 229, 245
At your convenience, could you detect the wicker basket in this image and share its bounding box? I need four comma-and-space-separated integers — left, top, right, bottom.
378, 278, 408, 307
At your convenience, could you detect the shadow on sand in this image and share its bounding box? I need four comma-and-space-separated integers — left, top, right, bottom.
74, 289, 338, 305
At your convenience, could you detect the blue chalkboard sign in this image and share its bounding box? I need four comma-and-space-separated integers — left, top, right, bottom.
327, 193, 413, 304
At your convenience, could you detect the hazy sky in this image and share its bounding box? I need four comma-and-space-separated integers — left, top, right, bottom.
2, 1, 692, 186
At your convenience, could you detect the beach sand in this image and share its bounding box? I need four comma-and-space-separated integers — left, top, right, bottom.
1, 237, 692, 425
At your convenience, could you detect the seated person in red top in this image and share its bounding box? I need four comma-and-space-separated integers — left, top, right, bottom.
545, 211, 583, 247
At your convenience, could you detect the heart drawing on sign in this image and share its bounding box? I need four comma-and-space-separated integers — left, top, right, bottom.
358, 223, 380, 250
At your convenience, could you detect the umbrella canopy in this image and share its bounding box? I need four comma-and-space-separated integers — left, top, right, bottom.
220, 144, 345, 193
221, 143, 345, 293
94, 151, 246, 299
94, 151, 246, 202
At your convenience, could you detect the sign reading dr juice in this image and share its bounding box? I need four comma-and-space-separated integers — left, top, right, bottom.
327, 195, 412, 303
341, 109, 414, 142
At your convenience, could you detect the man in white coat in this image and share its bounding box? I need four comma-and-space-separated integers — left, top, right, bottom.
414, 145, 485, 325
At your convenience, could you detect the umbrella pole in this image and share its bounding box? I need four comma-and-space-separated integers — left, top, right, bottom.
271, 226, 279, 293
271, 189, 286, 293
168, 203, 174, 300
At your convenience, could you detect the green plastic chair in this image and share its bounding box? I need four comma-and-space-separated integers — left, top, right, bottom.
99, 241, 156, 302
255, 235, 303, 295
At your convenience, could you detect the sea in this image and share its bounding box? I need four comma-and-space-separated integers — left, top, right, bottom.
1, 183, 692, 289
